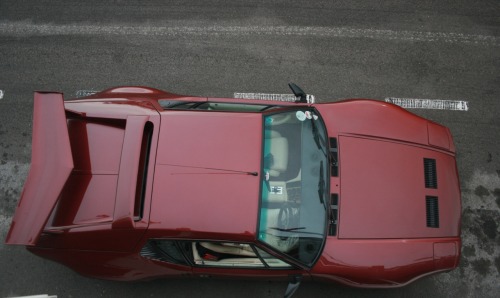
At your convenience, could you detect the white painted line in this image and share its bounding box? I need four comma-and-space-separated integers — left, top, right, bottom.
0, 89, 3, 99
0, 22, 498, 46
75, 90, 98, 97
10, 295, 57, 298
385, 97, 469, 111
234, 92, 298, 102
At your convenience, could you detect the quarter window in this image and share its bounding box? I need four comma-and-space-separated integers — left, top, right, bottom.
195, 102, 271, 112
159, 100, 276, 112
254, 246, 292, 268
192, 241, 293, 269
192, 242, 265, 268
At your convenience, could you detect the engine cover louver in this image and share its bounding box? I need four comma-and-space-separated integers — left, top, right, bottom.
426, 196, 439, 228
424, 158, 437, 189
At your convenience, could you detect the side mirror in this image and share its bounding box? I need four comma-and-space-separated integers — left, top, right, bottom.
288, 83, 315, 104
284, 275, 302, 298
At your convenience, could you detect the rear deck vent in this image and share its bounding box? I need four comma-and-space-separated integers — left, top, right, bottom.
424, 158, 437, 189
329, 194, 339, 236
426, 196, 439, 228
140, 241, 160, 259
134, 122, 154, 221
329, 138, 339, 177
140, 240, 189, 265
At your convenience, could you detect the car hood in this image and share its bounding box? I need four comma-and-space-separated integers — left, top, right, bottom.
149, 111, 263, 240
338, 136, 461, 239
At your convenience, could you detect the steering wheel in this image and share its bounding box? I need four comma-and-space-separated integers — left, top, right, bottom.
274, 205, 300, 252
277, 206, 299, 237
278, 206, 293, 231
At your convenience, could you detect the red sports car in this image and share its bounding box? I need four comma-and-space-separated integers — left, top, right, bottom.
6, 84, 461, 297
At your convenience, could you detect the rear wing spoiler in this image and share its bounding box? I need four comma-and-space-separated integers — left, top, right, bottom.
5, 92, 73, 246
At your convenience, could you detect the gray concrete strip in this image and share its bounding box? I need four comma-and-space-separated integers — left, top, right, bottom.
0, 214, 13, 249
459, 170, 500, 296
0, 161, 29, 217
0, 22, 498, 46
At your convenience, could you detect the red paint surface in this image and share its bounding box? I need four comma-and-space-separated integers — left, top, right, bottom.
150, 111, 262, 241
312, 237, 460, 287
338, 136, 461, 239
6, 92, 74, 245
315, 100, 432, 148
6, 87, 461, 288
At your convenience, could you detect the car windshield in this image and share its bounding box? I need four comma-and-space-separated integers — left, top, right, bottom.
258, 109, 329, 267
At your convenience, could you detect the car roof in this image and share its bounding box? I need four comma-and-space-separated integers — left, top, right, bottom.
148, 111, 263, 242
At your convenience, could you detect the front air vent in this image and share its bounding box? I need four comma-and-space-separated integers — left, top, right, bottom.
329, 138, 339, 177
328, 194, 339, 236
426, 196, 439, 228
424, 158, 437, 189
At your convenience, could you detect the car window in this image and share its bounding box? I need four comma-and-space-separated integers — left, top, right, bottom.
191, 241, 294, 269
254, 246, 293, 268
195, 102, 271, 112
141, 240, 294, 269
259, 109, 329, 267
158, 100, 198, 110
192, 242, 265, 268
159, 100, 275, 112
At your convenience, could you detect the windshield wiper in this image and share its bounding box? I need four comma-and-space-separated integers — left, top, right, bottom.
311, 118, 321, 149
269, 227, 306, 232
318, 161, 325, 206
310, 117, 329, 158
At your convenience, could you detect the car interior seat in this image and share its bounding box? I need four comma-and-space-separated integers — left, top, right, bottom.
265, 130, 288, 177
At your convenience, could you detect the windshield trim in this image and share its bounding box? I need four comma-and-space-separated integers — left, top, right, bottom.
256, 107, 329, 269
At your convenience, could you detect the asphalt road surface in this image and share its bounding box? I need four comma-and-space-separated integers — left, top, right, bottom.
0, 1, 499, 297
